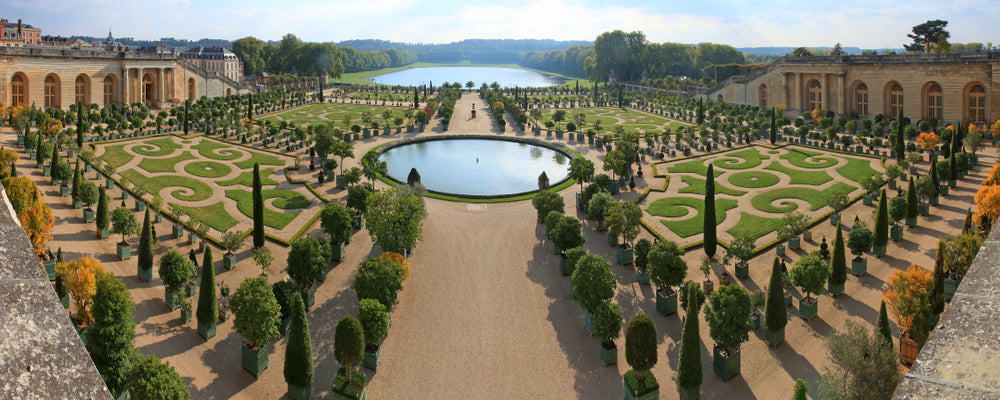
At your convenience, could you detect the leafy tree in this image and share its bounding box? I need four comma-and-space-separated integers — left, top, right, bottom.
284, 292, 313, 389
792, 379, 808, 400
365, 186, 425, 254
128, 354, 190, 400
818, 319, 902, 400
137, 208, 153, 274
648, 240, 686, 293
564, 246, 587, 277
594, 301, 623, 346
568, 157, 595, 194
231, 276, 281, 350
873, 189, 889, 249
158, 250, 194, 293
587, 191, 615, 222
706, 279, 754, 354
19, 197, 54, 256
287, 237, 332, 288
624, 313, 657, 382
197, 247, 217, 329
829, 223, 847, 287
352, 257, 405, 312
606, 201, 642, 246
334, 315, 365, 384
724, 230, 755, 266
790, 252, 830, 301
571, 254, 616, 312
330, 141, 355, 176
358, 298, 389, 346
320, 202, 354, 244
71, 162, 82, 202
550, 215, 585, 253
765, 257, 787, 333
883, 263, 933, 338
87, 273, 135, 397
677, 288, 703, 392
96, 186, 110, 231
57, 257, 107, 327
906, 177, 918, 220
346, 184, 372, 214
905, 19, 950, 53
888, 195, 907, 225
847, 220, 873, 258
532, 189, 565, 222
633, 238, 652, 271
252, 163, 265, 248
111, 206, 137, 244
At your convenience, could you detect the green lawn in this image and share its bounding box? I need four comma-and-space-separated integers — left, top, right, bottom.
667, 159, 727, 177
781, 147, 838, 169
137, 152, 197, 174
122, 170, 214, 202
218, 168, 278, 186
727, 212, 785, 242
750, 182, 856, 213
133, 137, 182, 157
174, 201, 239, 232
194, 139, 243, 161
763, 161, 833, 185
712, 148, 765, 170
226, 189, 309, 230
97, 144, 134, 169
647, 197, 738, 238
184, 161, 233, 178
677, 176, 747, 196
259, 103, 410, 130
727, 171, 780, 188
234, 151, 286, 169
534, 107, 690, 135
837, 158, 881, 183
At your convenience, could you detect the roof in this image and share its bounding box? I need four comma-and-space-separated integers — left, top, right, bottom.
180, 45, 238, 60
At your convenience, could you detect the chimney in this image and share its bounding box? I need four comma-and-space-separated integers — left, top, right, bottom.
1, 19, 6, 38
18, 19, 22, 35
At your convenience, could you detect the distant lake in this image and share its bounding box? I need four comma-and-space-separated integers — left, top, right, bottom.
370, 67, 563, 88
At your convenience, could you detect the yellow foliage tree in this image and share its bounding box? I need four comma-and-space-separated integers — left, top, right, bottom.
2, 176, 39, 215
18, 199, 53, 256
883, 264, 934, 334
57, 257, 107, 327
811, 108, 823, 124
974, 184, 1000, 230
44, 117, 63, 138
991, 119, 1000, 138
379, 251, 410, 281
983, 163, 1000, 187
916, 132, 939, 152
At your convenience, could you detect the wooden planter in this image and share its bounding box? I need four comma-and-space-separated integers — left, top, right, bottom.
616, 244, 634, 265
851, 257, 867, 276
224, 252, 237, 269
713, 347, 741, 381
764, 327, 784, 347
828, 281, 845, 297
788, 236, 801, 250
891, 225, 904, 241
600, 341, 617, 366
624, 377, 660, 400
164, 288, 182, 311
734, 262, 749, 278
943, 276, 959, 300
198, 320, 217, 340
117, 242, 131, 260
636, 268, 650, 285
287, 382, 312, 400
363, 344, 381, 371
799, 297, 818, 321
900, 334, 920, 365
242, 343, 270, 379
655, 289, 677, 316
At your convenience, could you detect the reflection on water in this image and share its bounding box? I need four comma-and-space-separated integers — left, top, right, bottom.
380, 139, 571, 196
371, 67, 563, 88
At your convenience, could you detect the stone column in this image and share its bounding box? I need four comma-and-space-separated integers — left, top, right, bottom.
795, 73, 802, 111
837, 73, 846, 115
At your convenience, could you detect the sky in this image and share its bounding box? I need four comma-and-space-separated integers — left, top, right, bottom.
4, 0, 999, 48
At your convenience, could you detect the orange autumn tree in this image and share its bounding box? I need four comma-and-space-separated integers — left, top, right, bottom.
916, 132, 939, 152
20, 199, 54, 256
57, 257, 107, 327
3, 176, 40, 215
379, 251, 410, 281
883, 263, 934, 335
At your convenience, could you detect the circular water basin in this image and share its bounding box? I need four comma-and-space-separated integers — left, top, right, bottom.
379, 137, 572, 197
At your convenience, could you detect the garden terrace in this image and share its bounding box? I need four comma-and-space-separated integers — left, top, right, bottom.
258, 103, 412, 130
532, 106, 691, 136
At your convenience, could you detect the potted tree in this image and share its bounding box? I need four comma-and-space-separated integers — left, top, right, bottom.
859, 175, 884, 205
915, 174, 936, 212
287, 237, 332, 310
704, 284, 752, 381
587, 191, 616, 232
252, 246, 273, 276
359, 298, 389, 371
79, 181, 98, 223
607, 201, 643, 265
550, 215, 585, 271
623, 313, 659, 400
777, 211, 808, 251
321, 202, 355, 262
111, 206, 137, 260
677, 289, 703, 400
352, 257, 405, 318
593, 301, 623, 366
884, 264, 936, 365
633, 239, 652, 285
231, 276, 281, 379
571, 254, 616, 334
332, 315, 367, 400
825, 191, 849, 226
197, 248, 217, 339
648, 240, 686, 316
888, 195, 907, 241
169, 204, 185, 239
748, 290, 765, 329
158, 250, 194, 311
723, 230, 755, 279
847, 220, 873, 276
545, 210, 564, 244
568, 157, 595, 210
346, 182, 370, 229
789, 252, 829, 321
532, 189, 565, 224
96, 186, 110, 239
828, 224, 848, 296
284, 292, 314, 400
179, 296, 193, 323
272, 280, 297, 336
136, 208, 154, 282
563, 246, 587, 277
764, 258, 788, 346
873, 189, 890, 256
221, 229, 245, 269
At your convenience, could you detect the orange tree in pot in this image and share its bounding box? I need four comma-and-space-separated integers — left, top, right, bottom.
648, 240, 687, 316
884, 263, 936, 365
789, 252, 829, 321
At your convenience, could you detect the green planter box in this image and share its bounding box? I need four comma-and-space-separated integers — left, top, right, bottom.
888, 180, 896, 190
851, 257, 867, 276
352, 213, 364, 229
788, 236, 801, 250
73, 199, 82, 209
99, 228, 109, 239
224, 253, 237, 269
616, 244, 634, 265
776, 244, 785, 256
918, 204, 929, 216
764, 327, 784, 347
655, 289, 677, 316
188, 233, 197, 245
784, 293, 793, 307
138, 266, 152, 282
106, 179, 115, 189
607, 232, 618, 247
939, 185, 949, 196
42, 258, 57, 280
75, 324, 90, 348
944, 277, 958, 300
750, 313, 761, 329
287, 383, 312, 400
331, 241, 347, 262
584, 308, 594, 335
734, 262, 749, 278
173, 224, 184, 238
363, 345, 381, 370
198, 321, 216, 339
828, 281, 844, 297
799, 297, 818, 321
242, 343, 270, 379
636, 269, 650, 285
59, 185, 71, 197
929, 195, 939, 206
279, 315, 292, 336
164, 288, 182, 311
863, 194, 874, 205
677, 385, 698, 400
302, 285, 316, 311
336, 175, 347, 189
905, 216, 917, 227
873, 244, 886, 257
117, 242, 131, 260
830, 213, 841, 226
713, 347, 741, 381
600, 342, 617, 366
949, 179, 957, 188
135, 201, 145, 212
60, 294, 70, 308
624, 377, 659, 400
891, 226, 904, 241
29, 151, 36, 160
43, 166, 51, 176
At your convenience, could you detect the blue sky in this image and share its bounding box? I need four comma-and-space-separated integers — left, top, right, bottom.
5, 0, 998, 48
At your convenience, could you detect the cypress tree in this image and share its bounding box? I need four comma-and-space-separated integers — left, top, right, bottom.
906, 177, 918, 221
183, 99, 190, 135
71, 161, 82, 203
677, 289, 702, 393
952, 122, 963, 156
76, 102, 85, 147
876, 300, 893, 346
932, 240, 946, 314
765, 257, 787, 334
285, 292, 314, 389
873, 189, 889, 252
829, 223, 847, 290
769, 107, 777, 145
35, 133, 42, 165
894, 109, 905, 162
949, 155, 958, 182
703, 164, 717, 258
252, 163, 265, 248
247, 94, 254, 120
50, 142, 60, 173
197, 247, 217, 336
56, 247, 63, 263
696, 98, 704, 125
96, 186, 110, 232
930, 160, 940, 196
87, 273, 135, 398
137, 208, 153, 276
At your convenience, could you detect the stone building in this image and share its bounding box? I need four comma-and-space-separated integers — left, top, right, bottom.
0, 18, 42, 47
706, 52, 1000, 124
179, 45, 243, 82
0, 46, 250, 110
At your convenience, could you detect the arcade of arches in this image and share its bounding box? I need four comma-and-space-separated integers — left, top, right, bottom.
7, 67, 190, 110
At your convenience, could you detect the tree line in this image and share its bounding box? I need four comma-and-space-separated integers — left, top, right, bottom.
231, 34, 417, 77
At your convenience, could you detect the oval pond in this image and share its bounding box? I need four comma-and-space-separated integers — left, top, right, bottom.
370, 67, 563, 88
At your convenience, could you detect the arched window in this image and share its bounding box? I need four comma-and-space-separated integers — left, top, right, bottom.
854, 83, 868, 116
759, 84, 767, 107
969, 85, 986, 123
807, 79, 822, 111
187, 78, 196, 100
11, 74, 26, 107
925, 83, 942, 121
888, 83, 903, 118
75, 75, 90, 106
103, 75, 116, 106
44, 74, 60, 109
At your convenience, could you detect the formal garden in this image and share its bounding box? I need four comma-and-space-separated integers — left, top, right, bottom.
258, 103, 413, 132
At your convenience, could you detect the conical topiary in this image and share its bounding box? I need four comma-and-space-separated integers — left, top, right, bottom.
703, 164, 717, 258
876, 300, 893, 348
829, 223, 847, 289
624, 313, 657, 381
906, 177, 918, 220
873, 189, 889, 250
765, 257, 787, 333
677, 289, 703, 393
196, 247, 217, 336
284, 292, 313, 390
137, 208, 153, 276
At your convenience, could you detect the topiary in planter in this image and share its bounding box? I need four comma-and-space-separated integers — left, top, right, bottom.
648, 240, 686, 315
352, 257, 404, 313
287, 237, 332, 300
587, 191, 615, 225
321, 202, 354, 248
571, 254, 616, 315
532, 189, 564, 223
196, 248, 217, 339
790, 252, 829, 320
873, 189, 889, 255
86, 273, 135, 399
334, 315, 365, 387
677, 289, 703, 399
704, 284, 751, 381
764, 257, 787, 346
593, 301, 623, 366
828, 223, 847, 296
232, 276, 281, 377
284, 292, 313, 400
551, 215, 585, 254
624, 313, 658, 395
359, 298, 388, 370
703, 164, 718, 258
158, 250, 194, 294
563, 246, 587, 277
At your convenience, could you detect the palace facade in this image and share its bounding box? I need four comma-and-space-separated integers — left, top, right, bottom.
706, 52, 1000, 124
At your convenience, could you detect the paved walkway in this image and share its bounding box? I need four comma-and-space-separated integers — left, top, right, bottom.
9, 95, 991, 399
